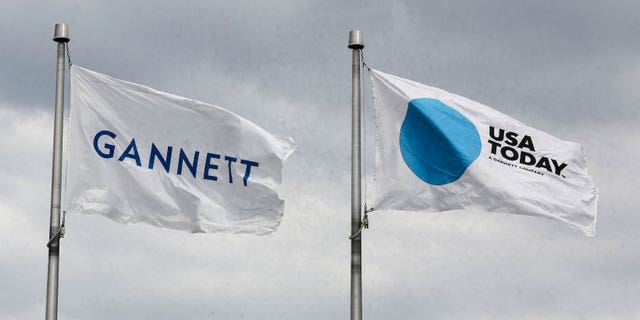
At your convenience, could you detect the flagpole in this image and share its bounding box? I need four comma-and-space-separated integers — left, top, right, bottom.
348, 30, 364, 320
46, 23, 69, 320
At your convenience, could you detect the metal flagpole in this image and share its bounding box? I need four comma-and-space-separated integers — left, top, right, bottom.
348, 30, 364, 320
46, 23, 69, 320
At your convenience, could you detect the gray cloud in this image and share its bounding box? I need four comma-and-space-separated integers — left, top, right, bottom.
1, 0, 639, 319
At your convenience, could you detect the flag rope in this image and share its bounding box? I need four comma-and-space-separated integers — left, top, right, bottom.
348, 51, 373, 240
47, 40, 70, 249
361, 51, 368, 210
360, 52, 373, 214
46, 211, 66, 247
361, 51, 373, 218
349, 208, 369, 240
65, 43, 73, 68
49, 41, 71, 248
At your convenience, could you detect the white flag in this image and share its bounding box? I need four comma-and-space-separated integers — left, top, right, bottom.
65, 66, 295, 235
370, 68, 597, 236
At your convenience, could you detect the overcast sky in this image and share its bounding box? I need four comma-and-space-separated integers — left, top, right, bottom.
1, 1, 639, 319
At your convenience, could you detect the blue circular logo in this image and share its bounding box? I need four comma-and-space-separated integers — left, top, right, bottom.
399, 98, 481, 185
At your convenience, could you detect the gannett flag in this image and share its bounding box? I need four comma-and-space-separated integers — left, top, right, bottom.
65, 66, 295, 235
370, 68, 598, 236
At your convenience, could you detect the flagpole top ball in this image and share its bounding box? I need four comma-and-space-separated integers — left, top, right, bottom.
348, 30, 364, 49
53, 23, 69, 43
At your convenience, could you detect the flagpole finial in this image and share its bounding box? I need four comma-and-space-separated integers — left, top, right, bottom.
53, 23, 69, 43
348, 30, 364, 49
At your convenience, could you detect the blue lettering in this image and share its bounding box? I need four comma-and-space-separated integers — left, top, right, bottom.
92, 130, 260, 186
93, 130, 117, 158
177, 149, 199, 178
148, 143, 173, 173
204, 153, 221, 181
118, 138, 141, 166
240, 159, 259, 186
224, 156, 237, 184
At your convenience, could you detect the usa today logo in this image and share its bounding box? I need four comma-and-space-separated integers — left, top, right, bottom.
487, 126, 568, 178
399, 98, 569, 185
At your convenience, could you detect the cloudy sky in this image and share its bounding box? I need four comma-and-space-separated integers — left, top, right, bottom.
1, 1, 639, 319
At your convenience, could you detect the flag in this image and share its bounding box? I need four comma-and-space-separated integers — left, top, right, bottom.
370, 68, 598, 236
64, 66, 295, 235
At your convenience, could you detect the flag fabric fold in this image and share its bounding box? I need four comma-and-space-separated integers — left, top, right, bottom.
64, 66, 295, 235
370, 68, 598, 236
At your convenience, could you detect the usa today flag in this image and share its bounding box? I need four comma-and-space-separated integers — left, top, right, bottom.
65, 66, 295, 235
370, 69, 598, 236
